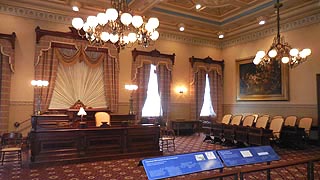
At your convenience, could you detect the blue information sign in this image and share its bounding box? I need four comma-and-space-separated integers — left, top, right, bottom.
142, 150, 224, 180
217, 146, 280, 167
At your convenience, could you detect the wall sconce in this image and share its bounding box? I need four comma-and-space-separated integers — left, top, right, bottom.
125, 84, 138, 115
257, 16, 266, 25
176, 86, 187, 94
31, 80, 49, 115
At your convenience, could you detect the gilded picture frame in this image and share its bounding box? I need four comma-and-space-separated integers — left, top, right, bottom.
236, 56, 289, 101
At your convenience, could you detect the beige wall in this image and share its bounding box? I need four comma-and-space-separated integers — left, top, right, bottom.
0, 13, 319, 135
222, 23, 320, 125
0, 13, 222, 135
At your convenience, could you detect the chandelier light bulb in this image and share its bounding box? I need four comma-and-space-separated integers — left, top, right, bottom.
148, 17, 159, 29
253, 57, 262, 65
110, 34, 119, 43
128, 32, 137, 42
122, 35, 129, 44
256, 51, 266, 58
87, 16, 98, 28
83, 23, 90, 32
145, 22, 154, 32
132, 15, 143, 28
268, 49, 277, 58
302, 48, 311, 57
281, 57, 290, 64
97, 13, 108, 25
100, 32, 110, 42
120, 13, 132, 26
72, 18, 84, 30
299, 51, 307, 58
179, 25, 185, 32
106, 8, 118, 21
289, 48, 299, 57
150, 31, 159, 40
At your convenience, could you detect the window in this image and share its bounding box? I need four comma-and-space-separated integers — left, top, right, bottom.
142, 64, 163, 117
200, 74, 216, 116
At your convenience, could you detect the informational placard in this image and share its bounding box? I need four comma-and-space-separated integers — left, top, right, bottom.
142, 150, 223, 180
217, 146, 280, 167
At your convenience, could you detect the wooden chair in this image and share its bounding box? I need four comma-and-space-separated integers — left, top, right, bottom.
223, 115, 242, 145
0, 132, 23, 166
255, 116, 269, 129
203, 114, 232, 142
159, 128, 175, 152
95, 112, 110, 127
235, 115, 255, 145
284, 115, 297, 127
298, 117, 313, 136
269, 117, 284, 142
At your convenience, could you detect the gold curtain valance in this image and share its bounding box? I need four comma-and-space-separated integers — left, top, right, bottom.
192, 63, 223, 76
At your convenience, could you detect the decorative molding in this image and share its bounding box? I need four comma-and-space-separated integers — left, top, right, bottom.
10, 101, 33, 106
160, 32, 221, 48
0, 3, 319, 48
0, 32, 16, 49
132, 48, 175, 64
223, 103, 317, 109
0, 3, 72, 24
222, 12, 320, 48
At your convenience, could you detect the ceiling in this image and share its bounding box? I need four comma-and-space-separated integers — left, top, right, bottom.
1, 0, 320, 42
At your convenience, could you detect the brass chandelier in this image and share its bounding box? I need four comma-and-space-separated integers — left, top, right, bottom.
71, 0, 160, 48
253, 0, 311, 68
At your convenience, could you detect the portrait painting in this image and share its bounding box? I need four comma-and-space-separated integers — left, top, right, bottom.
236, 57, 289, 101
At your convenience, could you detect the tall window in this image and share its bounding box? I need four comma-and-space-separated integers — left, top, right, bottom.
142, 64, 162, 117
200, 74, 216, 116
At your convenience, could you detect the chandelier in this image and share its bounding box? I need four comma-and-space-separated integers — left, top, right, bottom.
71, 0, 160, 48
253, 0, 311, 68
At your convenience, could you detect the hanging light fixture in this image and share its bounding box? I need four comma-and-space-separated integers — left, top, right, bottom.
253, 0, 311, 68
71, 0, 160, 48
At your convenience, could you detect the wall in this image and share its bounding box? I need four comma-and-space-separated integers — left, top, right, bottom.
0, 13, 222, 135
0, 12, 319, 136
222, 23, 320, 126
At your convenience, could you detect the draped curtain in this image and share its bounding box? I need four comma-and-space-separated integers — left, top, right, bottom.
35, 40, 119, 113
131, 54, 173, 124
208, 70, 223, 123
190, 60, 224, 122
157, 64, 172, 123
133, 63, 150, 122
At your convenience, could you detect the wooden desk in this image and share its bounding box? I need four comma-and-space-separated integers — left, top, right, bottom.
29, 125, 161, 165
171, 120, 200, 136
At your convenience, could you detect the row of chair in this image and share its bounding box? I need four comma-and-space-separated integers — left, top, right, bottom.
203, 114, 313, 147
0, 132, 23, 166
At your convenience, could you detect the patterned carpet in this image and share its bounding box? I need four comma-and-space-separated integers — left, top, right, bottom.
1, 133, 320, 180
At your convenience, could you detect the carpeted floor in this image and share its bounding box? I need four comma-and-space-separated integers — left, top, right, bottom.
1, 133, 320, 180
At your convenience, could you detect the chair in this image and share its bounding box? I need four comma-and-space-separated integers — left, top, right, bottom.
95, 112, 111, 127
284, 115, 297, 127
0, 132, 23, 166
223, 115, 242, 145
298, 117, 313, 136
159, 128, 175, 151
255, 116, 269, 129
269, 117, 284, 141
235, 115, 255, 145
208, 114, 232, 143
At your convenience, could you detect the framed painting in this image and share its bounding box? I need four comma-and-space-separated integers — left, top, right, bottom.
236, 56, 289, 101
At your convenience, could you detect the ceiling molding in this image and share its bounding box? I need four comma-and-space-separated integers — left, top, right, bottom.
0, 2, 319, 49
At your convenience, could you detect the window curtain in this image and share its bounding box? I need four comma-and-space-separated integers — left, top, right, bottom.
157, 63, 172, 124
191, 68, 206, 121
190, 58, 224, 122
35, 40, 119, 113
131, 54, 173, 124
208, 70, 223, 123
132, 63, 151, 122
0, 37, 15, 133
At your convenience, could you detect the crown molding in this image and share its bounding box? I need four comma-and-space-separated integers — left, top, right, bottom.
0, 3, 319, 49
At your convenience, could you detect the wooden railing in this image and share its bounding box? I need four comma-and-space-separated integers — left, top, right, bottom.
192, 155, 320, 180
